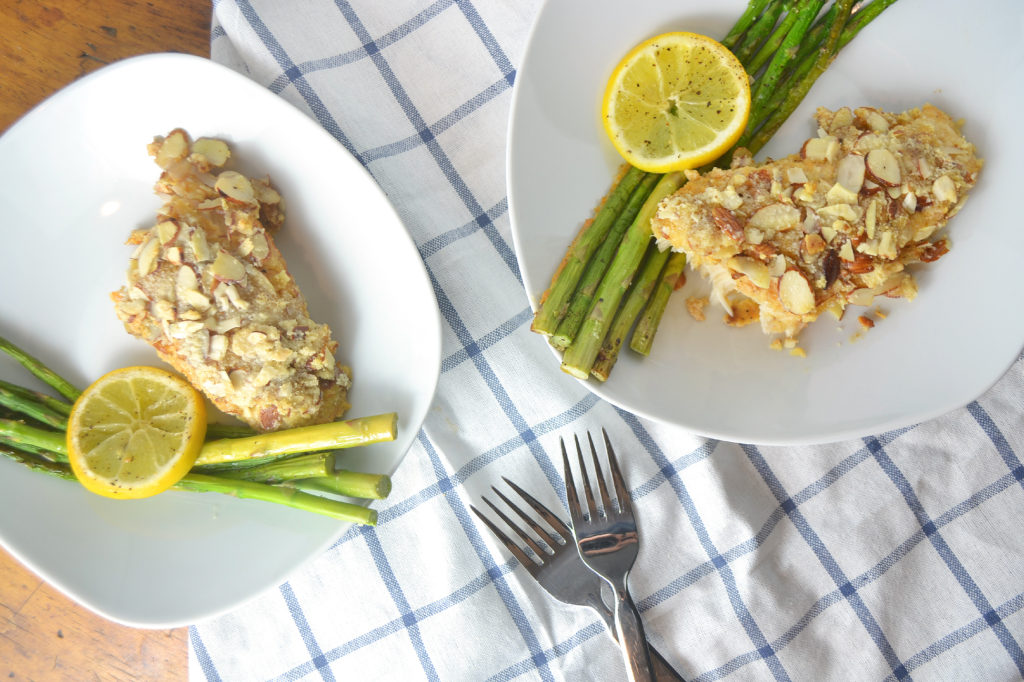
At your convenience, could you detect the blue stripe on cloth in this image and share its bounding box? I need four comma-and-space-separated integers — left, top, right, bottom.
639, 438, 876, 611
266, 0, 455, 94
417, 431, 559, 682
268, 559, 521, 681
742, 442, 907, 679
454, 0, 516, 86
865, 436, 1024, 675
235, 0, 360, 160
364, 528, 441, 681
189, 626, 222, 682
693, 462, 1024, 681
883, 592, 1024, 682
616, 412, 793, 682
967, 401, 1024, 493
360, 77, 514, 165
484, 622, 608, 682
441, 307, 531, 373
419, 198, 508, 262
333, 0, 522, 281
280, 582, 336, 682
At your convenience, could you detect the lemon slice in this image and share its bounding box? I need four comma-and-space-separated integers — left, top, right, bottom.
602, 32, 751, 172
67, 366, 206, 499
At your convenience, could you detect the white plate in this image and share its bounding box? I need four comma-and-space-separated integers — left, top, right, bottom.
509, 0, 1024, 444
0, 54, 441, 627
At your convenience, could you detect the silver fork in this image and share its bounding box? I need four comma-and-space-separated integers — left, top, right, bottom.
563, 430, 655, 682
471, 478, 683, 681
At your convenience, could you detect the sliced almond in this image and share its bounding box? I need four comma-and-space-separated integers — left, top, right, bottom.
865, 148, 901, 187
801, 136, 839, 162
902, 192, 917, 213
191, 138, 231, 167
747, 203, 800, 231
165, 246, 183, 265
836, 154, 865, 193
250, 232, 271, 261
211, 249, 246, 283
825, 182, 859, 206
189, 228, 212, 262
208, 334, 228, 361
859, 108, 889, 133
839, 240, 855, 262
817, 203, 861, 222
727, 256, 772, 288
214, 171, 257, 206
136, 237, 160, 276
865, 199, 878, 239
786, 167, 809, 185
779, 270, 815, 315
156, 220, 180, 245
932, 175, 957, 203
154, 129, 189, 168
222, 283, 250, 310
255, 182, 281, 205
177, 264, 200, 292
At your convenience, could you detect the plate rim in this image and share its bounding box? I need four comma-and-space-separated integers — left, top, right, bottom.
506, 0, 1024, 445
0, 52, 442, 627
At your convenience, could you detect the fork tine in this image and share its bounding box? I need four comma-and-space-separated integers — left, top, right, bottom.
587, 431, 614, 515
575, 434, 599, 518
561, 437, 583, 522
490, 486, 558, 550
482, 495, 549, 560
501, 476, 572, 543
471, 502, 539, 575
602, 428, 632, 515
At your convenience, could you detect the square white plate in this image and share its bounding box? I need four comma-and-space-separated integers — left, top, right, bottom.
0, 54, 441, 628
508, 0, 1024, 444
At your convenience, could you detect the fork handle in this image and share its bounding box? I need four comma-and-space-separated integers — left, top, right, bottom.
612, 583, 656, 682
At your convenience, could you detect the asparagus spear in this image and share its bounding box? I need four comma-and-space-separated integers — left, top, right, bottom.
591, 247, 671, 381
744, 0, 855, 153
549, 172, 661, 350
560, 172, 685, 379
531, 166, 650, 335
196, 451, 334, 483
0, 419, 68, 458
195, 412, 398, 466
0, 335, 81, 402
0, 439, 381, 525
732, 0, 788, 65
630, 251, 688, 356
0, 380, 68, 430
748, 0, 826, 121
286, 470, 392, 500
720, 0, 775, 49
178, 474, 379, 526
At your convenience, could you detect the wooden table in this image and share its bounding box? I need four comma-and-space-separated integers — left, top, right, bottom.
1, 2, 211, 678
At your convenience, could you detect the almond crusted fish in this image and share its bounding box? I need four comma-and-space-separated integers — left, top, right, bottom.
112, 129, 351, 431
651, 104, 981, 351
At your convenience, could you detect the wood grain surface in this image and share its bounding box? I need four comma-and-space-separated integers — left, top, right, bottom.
1, 1, 211, 679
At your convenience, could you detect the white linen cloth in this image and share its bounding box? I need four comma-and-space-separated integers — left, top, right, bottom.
190, 1, 1024, 679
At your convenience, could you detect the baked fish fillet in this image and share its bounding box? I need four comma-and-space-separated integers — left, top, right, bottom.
112, 129, 351, 431
651, 104, 981, 350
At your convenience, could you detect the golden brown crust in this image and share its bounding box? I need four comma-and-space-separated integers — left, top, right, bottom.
652, 104, 982, 349
112, 129, 351, 431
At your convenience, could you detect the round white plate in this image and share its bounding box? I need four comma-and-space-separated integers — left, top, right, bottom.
0, 54, 441, 628
508, 0, 1024, 444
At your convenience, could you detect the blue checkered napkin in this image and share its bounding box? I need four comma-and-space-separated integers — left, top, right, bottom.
191, 2, 1024, 680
